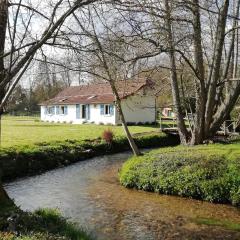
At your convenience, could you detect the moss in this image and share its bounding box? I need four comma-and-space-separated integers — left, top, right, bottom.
119, 143, 240, 206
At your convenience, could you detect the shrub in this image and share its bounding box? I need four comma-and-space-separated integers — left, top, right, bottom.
126, 122, 136, 126
102, 129, 114, 145
120, 144, 240, 206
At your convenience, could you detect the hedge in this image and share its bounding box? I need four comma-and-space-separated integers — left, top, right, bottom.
119, 144, 240, 206
0, 133, 179, 182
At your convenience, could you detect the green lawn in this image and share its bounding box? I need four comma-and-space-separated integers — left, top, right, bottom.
1, 116, 159, 147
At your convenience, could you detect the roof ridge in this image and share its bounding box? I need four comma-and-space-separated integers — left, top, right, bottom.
67, 79, 147, 88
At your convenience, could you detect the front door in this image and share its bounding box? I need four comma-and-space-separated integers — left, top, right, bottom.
82, 105, 86, 119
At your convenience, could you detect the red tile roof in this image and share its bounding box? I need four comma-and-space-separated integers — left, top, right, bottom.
40, 80, 150, 105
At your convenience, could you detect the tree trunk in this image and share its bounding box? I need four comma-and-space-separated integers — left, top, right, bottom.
0, 0, 10, 200
110, 82, 142, 156
164, 0, 188, 144
205, 0, 229, 135
190, 0, 206, 145
0, 182, 9, 201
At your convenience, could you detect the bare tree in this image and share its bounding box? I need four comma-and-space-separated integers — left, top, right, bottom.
116, 0, 240, 145
70, 6, 142, 155
0, 0, 98, 201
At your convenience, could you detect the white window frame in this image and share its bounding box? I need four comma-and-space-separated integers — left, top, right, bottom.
59, 105, 67, 115
46, 106, 55, 115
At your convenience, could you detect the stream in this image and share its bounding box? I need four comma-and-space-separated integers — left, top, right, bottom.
5, 152, 240, 240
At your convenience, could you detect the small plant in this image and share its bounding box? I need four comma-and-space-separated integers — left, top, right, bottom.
99, 122, 104, 125
102, 129, 114, 145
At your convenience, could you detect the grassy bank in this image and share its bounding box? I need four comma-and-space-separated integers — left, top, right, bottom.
0, 200, 91, 240
0, 133, 179, 182
1, 116, 159, 147
119, 143, 240, 206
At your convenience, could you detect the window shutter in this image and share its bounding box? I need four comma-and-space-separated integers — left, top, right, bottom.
100, 104, 104, 115
56, 106, 59, 115
110, 105, 114, 115
87, 104, 90, 120
76, 104, 80, 119
64, 105, 68, 115
44, 106, 47, 114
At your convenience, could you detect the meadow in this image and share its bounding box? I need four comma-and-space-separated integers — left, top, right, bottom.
1, 116, 159, 147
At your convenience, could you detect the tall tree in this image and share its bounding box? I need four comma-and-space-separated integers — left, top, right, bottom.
70, 6, 142, 155
117, 0, 240, 144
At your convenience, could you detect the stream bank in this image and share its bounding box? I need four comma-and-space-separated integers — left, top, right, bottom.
0, 133, 179, 182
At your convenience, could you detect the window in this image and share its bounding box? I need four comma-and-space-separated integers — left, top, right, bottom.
59, 105, 68, 115
46, 106, 55, 115
100, 104, 114, 116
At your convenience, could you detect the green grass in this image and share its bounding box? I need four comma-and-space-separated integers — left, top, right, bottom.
119, 143, 240, 206
1, 116, 159, 147
0, 200, 91, 240
194, 218, 240, 231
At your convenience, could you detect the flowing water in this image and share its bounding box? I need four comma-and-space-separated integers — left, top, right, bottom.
4, 152, 240, 240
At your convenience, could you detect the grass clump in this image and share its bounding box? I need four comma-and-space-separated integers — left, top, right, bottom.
0, 200, 91, 240
119, 144, 240, 206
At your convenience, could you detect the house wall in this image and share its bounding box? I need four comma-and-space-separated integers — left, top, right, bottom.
41, 104, 116, 125
89, 104, 116, 125
40, 94, 156, 125
119, 94, 156, 124
41, 105, 77, 123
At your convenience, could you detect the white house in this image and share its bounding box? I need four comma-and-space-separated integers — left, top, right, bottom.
40, 80, 156, 125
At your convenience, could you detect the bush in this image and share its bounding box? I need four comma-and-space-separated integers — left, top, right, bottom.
126, 122, 136, 126
119, 144, 240, 206
102, 129, 114, 144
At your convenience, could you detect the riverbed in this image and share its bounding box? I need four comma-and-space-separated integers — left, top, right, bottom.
5, 152, 240, 240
